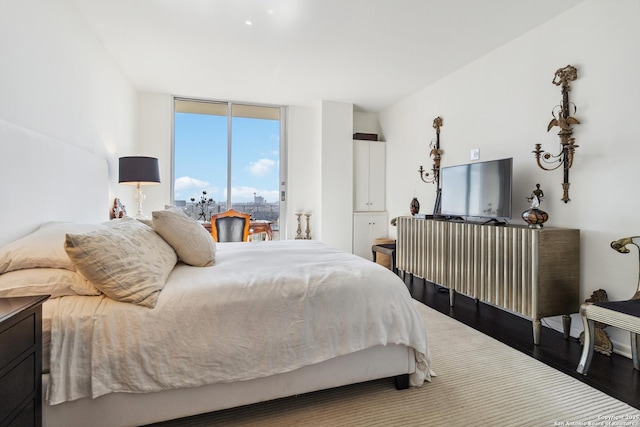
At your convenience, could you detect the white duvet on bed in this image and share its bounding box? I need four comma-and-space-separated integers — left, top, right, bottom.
47, 240, 430, 405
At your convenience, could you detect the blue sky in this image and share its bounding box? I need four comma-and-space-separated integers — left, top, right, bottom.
174, 113, 280, 204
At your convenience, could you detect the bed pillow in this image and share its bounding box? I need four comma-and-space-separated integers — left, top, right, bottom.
0, 222, 111, 274
0, 268, 100, 298
152, 208, 216, 267
64, 217, 178, 308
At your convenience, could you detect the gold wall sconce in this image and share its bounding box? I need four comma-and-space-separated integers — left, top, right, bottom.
533, 65, 580, 203
418, 117, 443, 185
418, 116, 443, 213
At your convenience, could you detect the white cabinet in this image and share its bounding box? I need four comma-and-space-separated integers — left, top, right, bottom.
353, 212, 388, 260
353, 140, 385, 212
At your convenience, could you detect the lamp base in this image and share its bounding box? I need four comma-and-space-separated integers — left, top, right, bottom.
134, 184, 148, 219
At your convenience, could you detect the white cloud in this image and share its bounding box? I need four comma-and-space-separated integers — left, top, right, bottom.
175, 176, 210, 192
174, 176, 211, 199
247, 158, 275, 176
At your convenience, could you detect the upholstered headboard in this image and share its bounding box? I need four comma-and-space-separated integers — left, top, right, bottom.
0, 119, 110, 247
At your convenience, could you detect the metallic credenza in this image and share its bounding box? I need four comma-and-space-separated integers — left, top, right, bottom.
397, 217, 580, 345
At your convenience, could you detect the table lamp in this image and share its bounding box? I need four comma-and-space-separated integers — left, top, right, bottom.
118, 156, 160, 219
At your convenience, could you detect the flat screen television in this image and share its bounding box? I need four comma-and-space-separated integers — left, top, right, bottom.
439, 157, 513, 221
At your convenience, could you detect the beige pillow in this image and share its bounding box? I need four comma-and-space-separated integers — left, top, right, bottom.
152, 208, 216, 267
0, 222, 109, 273
0, 268, 100, 298
64, 217, 177, 308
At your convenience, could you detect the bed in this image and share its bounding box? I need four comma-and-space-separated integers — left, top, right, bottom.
0, 118, 431, 427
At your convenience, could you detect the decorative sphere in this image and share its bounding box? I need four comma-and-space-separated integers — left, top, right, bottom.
522, 208, 549, 228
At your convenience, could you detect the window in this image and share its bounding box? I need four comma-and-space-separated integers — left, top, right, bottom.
173, 98, 286, 239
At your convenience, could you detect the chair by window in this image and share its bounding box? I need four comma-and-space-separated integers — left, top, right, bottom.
210, 209, 250, 242
577, 236, 640, 375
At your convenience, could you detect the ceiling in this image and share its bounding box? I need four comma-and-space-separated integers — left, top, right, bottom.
70, 0, 584, 112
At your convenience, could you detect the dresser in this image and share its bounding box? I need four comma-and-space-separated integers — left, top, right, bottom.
0, 295, 49, 427
397, 217, 580, 345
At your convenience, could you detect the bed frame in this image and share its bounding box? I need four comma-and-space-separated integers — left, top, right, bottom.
0, 118, 416, 427
43, 346, 412, 427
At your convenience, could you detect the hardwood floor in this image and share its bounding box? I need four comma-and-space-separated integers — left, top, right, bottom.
405, 276, 640, 410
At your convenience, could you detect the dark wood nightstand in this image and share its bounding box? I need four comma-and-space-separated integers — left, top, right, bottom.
0, 295, 49, 427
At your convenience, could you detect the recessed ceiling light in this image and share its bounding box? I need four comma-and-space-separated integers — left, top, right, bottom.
245, 20, 253, 26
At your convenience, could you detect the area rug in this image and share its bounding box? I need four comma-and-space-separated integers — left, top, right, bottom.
153, 301, 639, 426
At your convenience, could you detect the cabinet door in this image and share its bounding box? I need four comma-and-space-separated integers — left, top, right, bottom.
353, 140, 385, 211
353, 140, 371, 211
367, 142, 386, 211
352, 213, 388, 260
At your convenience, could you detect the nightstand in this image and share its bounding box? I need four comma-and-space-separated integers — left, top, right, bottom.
0, 295, 49, 427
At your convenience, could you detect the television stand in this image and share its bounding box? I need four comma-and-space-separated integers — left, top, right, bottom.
396, 217, 580, 345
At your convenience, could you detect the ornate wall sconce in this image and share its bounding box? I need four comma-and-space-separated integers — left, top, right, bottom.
532, 65, 580, 203
418, 117, 443, 186
418, 116, 443, 214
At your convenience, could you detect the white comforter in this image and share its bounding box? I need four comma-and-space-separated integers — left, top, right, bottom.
47, 240, 430, 405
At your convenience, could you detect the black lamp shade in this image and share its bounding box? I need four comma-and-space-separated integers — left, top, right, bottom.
119, 156, 160, 185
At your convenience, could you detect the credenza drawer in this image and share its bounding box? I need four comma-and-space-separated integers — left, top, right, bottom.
7, 400, 35, 427
0, 314, 35, 368
0, 353, 35, 424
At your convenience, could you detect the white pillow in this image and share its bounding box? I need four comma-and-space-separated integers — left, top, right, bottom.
64, 217, 177, 308
152, 208, 216, 267
0, 222, 109, 274
0, 268, 100, 298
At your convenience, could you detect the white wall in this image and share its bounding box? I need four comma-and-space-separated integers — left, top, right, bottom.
288, 104, 322, 240
320, 101, 354, 252
0, 0, 137, 210
137, 93, 174, 215
380, 0, 640, 356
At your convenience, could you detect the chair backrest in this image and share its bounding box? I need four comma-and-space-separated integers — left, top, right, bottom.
210, 209, 250, 242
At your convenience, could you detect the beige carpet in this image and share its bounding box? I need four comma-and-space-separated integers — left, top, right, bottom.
154, 301, 639, 426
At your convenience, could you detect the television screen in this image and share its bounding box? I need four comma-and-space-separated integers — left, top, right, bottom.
440, 157, 512, 220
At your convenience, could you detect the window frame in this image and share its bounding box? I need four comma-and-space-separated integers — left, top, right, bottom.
170, 96, 288, 237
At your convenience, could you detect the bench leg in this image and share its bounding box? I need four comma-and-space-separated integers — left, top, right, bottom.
577, 317, 595, 375
391, 250, 397, 275
632, 333, 640, 371
562, 314, 572, 340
